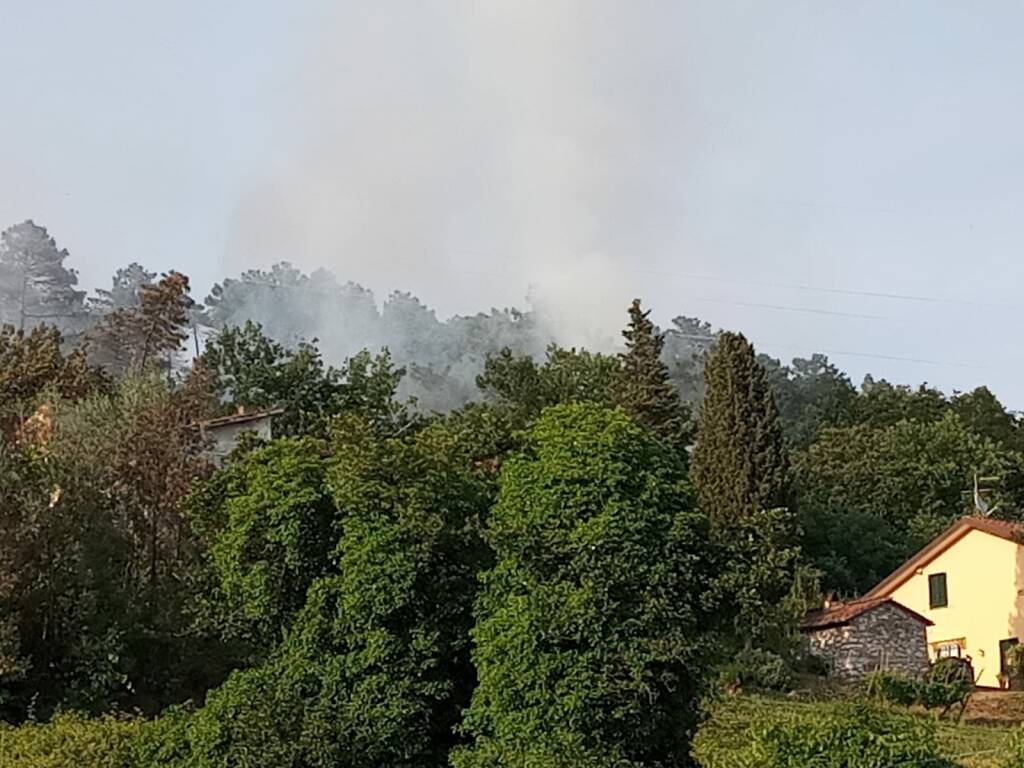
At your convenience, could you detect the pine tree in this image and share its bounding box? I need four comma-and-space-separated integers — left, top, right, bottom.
0, 221, 85, 331
691, 331, 788, 530
617, 298, 691, 449
87, 271, 192, 376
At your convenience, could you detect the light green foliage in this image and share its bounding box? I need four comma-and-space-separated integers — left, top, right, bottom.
794, 412, 1024, 593
0, 714, 143, 768
193, 438, 337, 647
453, 404, 716, 768
734, 704, 958, 768
863, 664, 973, 714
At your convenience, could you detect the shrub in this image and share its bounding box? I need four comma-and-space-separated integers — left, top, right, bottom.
919, 658, 973, 712
864, 670, 920, 707
727, 649, 794, 692
738, 703, 959, 768
865, 661, 972, 714
0, 713, 142, 768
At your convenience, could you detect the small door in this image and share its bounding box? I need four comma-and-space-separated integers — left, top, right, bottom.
1000, 638, 1019, 689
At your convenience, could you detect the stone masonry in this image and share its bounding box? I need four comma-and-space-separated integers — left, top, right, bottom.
803, 601, 931, 680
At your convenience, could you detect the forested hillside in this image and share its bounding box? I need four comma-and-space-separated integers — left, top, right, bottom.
3, 218, 1024, 765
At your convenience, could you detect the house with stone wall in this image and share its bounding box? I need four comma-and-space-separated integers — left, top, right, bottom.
800, 596, 932, 680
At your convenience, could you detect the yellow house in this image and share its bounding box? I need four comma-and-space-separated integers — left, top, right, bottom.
866, 516, 1024, 688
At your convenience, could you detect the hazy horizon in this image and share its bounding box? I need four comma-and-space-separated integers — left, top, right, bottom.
3, 1, 1023, 404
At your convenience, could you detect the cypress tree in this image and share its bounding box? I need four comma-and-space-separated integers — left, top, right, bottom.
617, 298, 691, 449
692, 332, 799, 649
691, 331, 788, 531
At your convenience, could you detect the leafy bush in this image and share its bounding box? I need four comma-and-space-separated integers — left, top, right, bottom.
865, 661, 972, 713
0, 713, 142, 768
738, 703, 959, 768
919, 659, 973, 711
724, 650, 794, 692
864, 670, 920, 707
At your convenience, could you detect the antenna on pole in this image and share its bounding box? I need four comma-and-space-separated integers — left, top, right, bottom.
966, 472, 1000, 516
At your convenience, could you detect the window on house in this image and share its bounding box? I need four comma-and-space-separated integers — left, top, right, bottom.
933, 639, 964, 659
928, 572, 948, 608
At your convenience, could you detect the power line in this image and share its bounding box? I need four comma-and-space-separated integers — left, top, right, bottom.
667, 333, 988, 370
633, 267, 1008, 309
687, 297, 888, 320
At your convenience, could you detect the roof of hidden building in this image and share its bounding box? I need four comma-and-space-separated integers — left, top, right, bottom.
199, 406, 284, 431
800, 596, 933, 632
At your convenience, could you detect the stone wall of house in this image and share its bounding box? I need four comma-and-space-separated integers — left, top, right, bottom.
805, 603, 930, 680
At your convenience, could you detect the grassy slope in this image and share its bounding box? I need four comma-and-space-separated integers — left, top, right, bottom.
694, 693, 1018, 768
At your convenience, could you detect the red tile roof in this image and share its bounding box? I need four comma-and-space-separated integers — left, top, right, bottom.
960, 516, 1024, 542
800, 596, 933, 632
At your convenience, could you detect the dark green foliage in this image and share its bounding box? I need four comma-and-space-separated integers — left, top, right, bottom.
691, 332, 799, 652
794, 412, 1024, 593
736, 704, 958, 768
854, 376, 950, 428
720, 649, 794, 693
761, 354, 857, 449
0, 443, 137, 720
478, 344, 620, 415
202, 322, 415, 437
952, 386, 1024, 453
692, 332, 789, 532
618, 298, 692, 449
453, 404, 717, 768
155, 415, 493, 767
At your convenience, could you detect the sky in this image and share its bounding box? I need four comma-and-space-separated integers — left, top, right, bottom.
2, 1, 1024, 404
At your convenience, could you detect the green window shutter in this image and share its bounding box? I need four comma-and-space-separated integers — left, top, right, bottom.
929, 573, 948, 609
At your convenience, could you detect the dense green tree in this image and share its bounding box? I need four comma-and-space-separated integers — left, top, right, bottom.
794, 412, 1024, 594
0, 221, 85, 332
157, 414, 493, 767
853, 376, 949, 427
0, 442, 135, 720
188, 438, 337, 650
952, 386, 1024, 452
617, 299, 692, 449
761, 353, 857, 448
477, 344, 619, 416
201, 322, 415, 437
453, 404, 717, 768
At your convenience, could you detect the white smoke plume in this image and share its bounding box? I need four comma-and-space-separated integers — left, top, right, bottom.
223, 1, 677, 351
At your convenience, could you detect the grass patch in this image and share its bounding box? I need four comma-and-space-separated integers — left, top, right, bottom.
694, 693, 1016, 768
